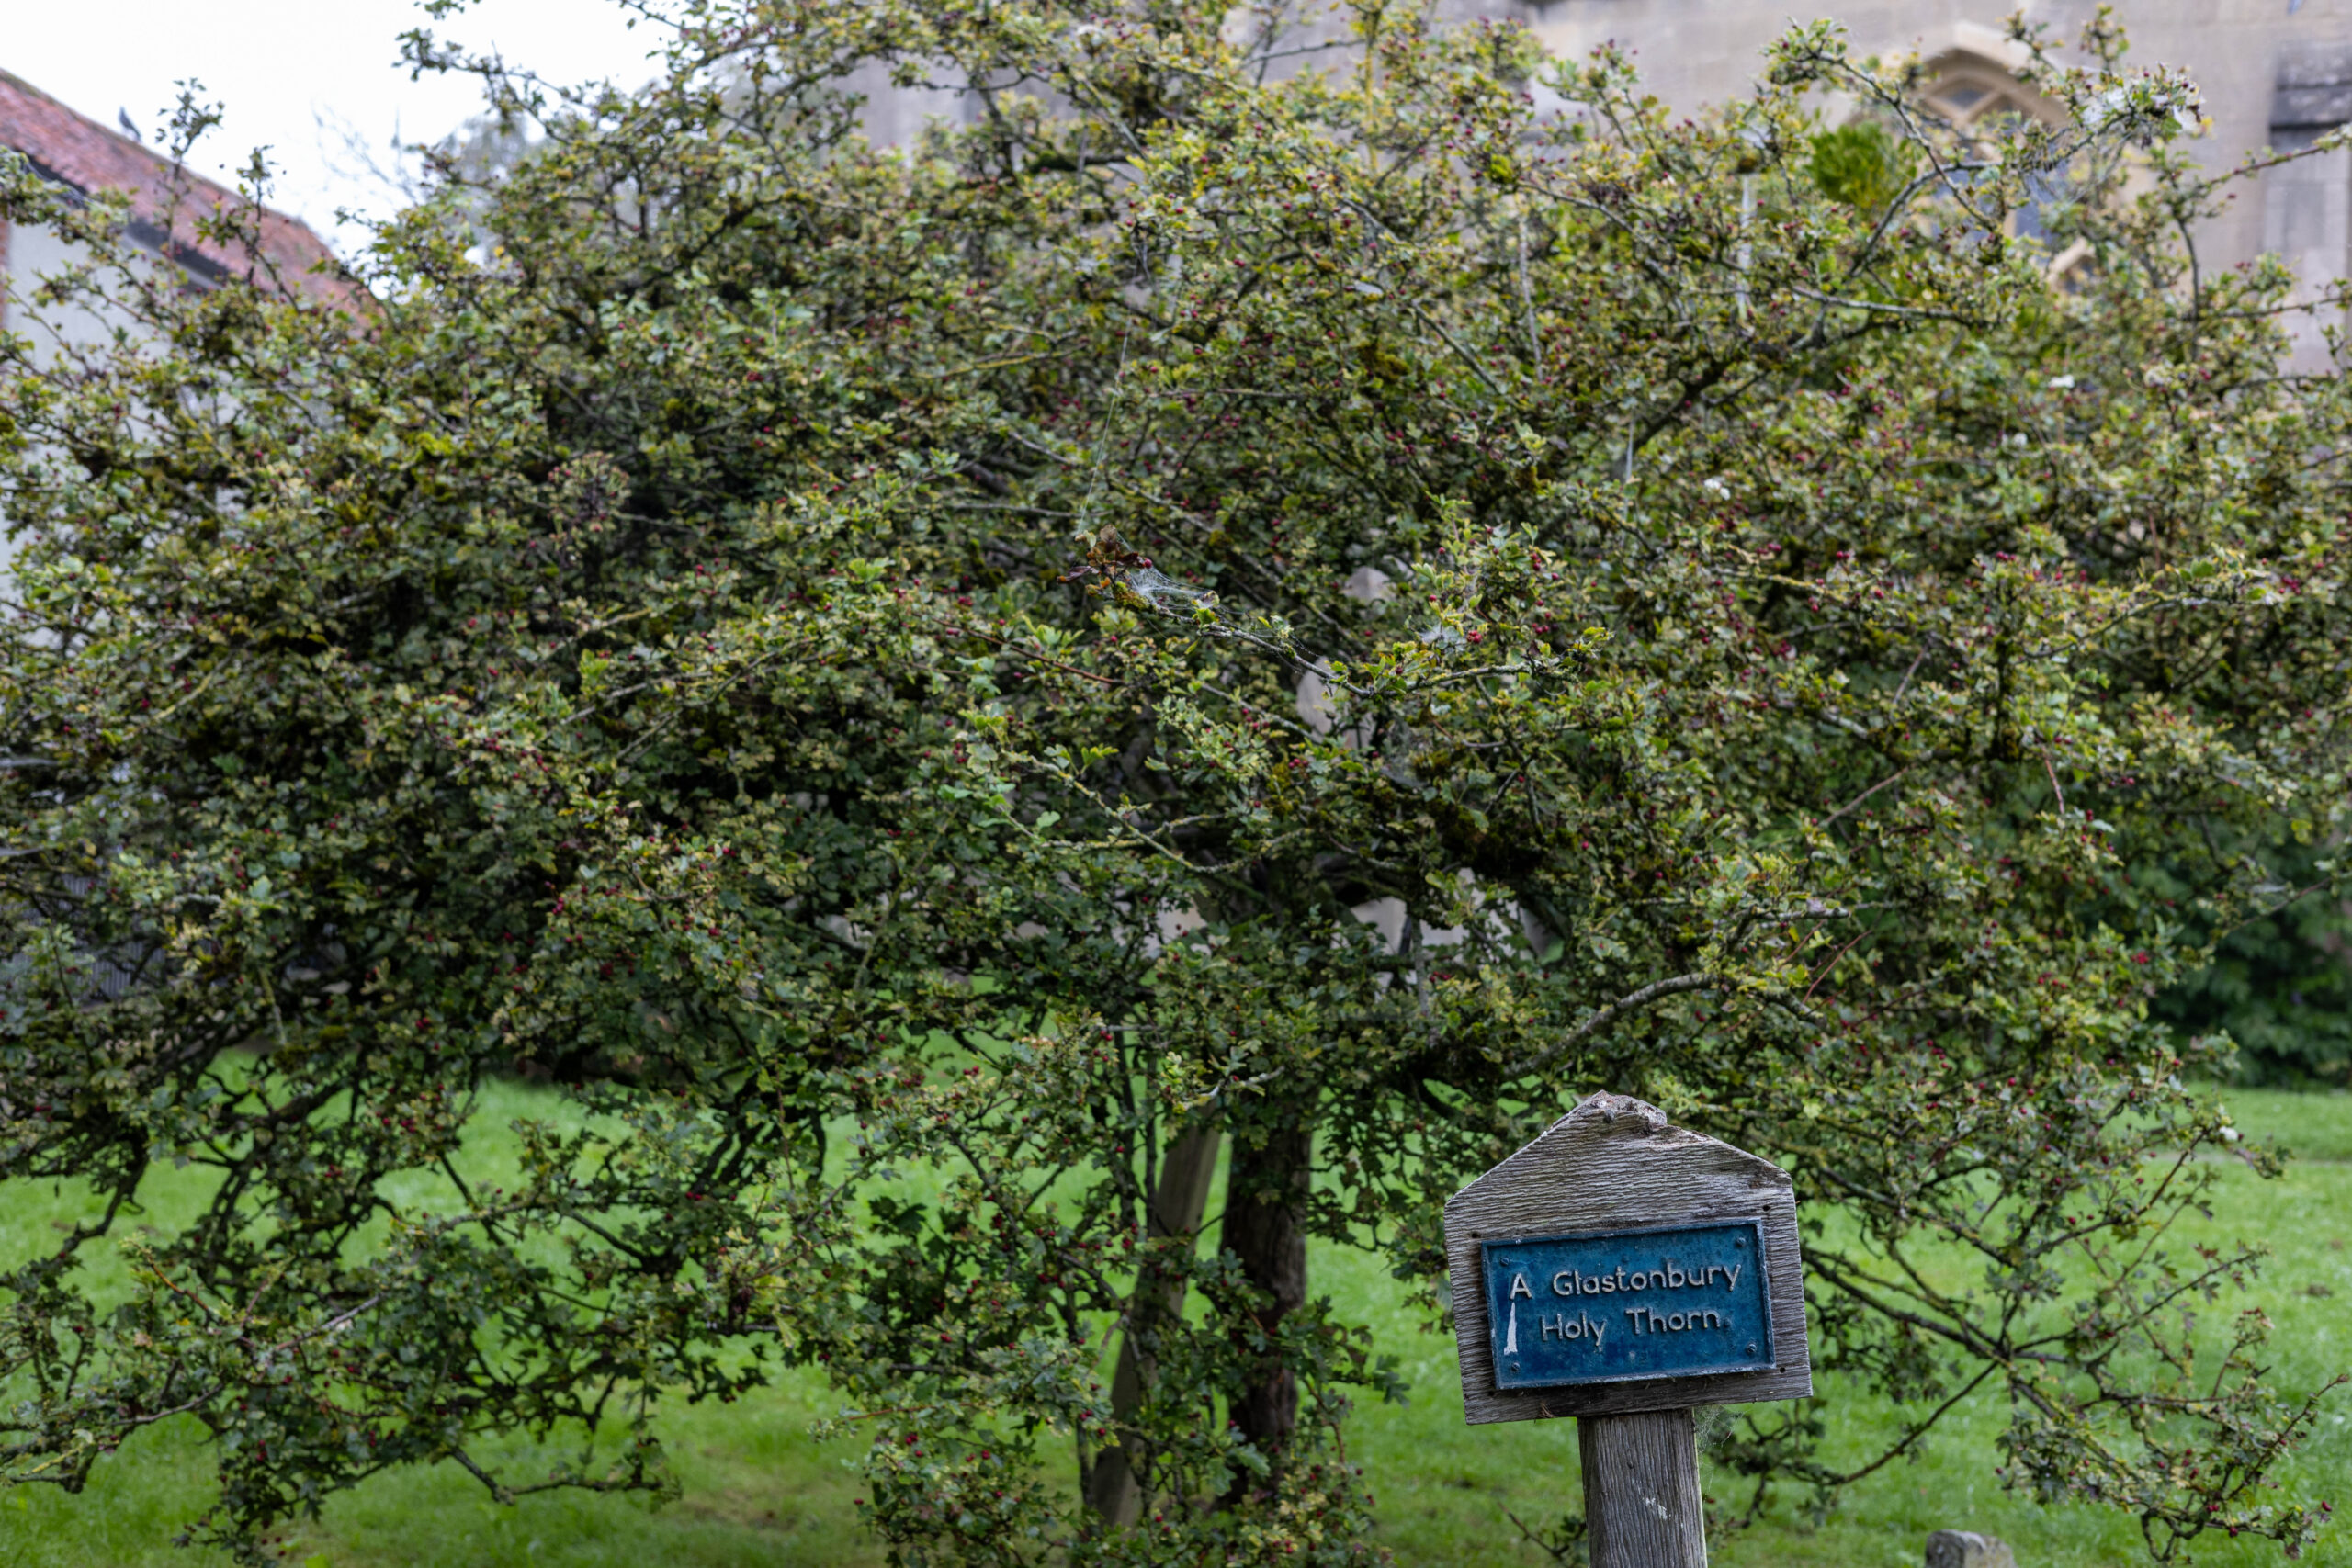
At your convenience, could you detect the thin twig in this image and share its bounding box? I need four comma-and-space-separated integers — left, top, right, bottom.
1405, 301, 1505, 396
1819, 766, 1913, 831
1892, 647, 1929, 703
1507, 972, 1722, 1077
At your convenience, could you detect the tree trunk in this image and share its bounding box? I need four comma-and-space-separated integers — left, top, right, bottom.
1221, 1119, 1310, 1497
1086, 1123, 1222, 1527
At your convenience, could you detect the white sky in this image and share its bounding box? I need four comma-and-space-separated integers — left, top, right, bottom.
6, 0, 664, 252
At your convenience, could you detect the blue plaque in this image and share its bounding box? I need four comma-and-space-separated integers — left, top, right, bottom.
1480, 1219, 1775, 1391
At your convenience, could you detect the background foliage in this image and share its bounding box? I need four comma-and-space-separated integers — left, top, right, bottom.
1, 2, 2347, 1562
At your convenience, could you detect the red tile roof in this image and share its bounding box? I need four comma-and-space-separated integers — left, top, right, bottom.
0, 67, 360, 305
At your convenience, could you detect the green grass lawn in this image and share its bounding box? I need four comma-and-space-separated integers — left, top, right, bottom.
4, 1087, 2346, 1567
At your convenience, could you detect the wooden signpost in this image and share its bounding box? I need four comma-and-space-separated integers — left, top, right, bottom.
1445, 1092, 1811, 1568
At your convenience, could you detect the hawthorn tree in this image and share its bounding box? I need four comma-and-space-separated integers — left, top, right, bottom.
0, 2, 2346, 1563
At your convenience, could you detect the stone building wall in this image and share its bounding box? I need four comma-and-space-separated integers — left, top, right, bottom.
1521, 0, 2352, 350
856, 1, 2352, 357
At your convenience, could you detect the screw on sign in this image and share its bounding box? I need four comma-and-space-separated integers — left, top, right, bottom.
1445, 1093, 1813, 1568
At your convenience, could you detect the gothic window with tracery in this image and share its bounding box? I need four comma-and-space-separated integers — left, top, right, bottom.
1919, 54, 2082, 275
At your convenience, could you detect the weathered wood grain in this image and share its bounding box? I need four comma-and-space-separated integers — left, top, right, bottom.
1444, 1092, 1812, 1423
1579, 1408, 1708, 1568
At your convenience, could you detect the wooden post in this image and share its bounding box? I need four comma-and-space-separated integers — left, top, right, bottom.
1578, 1409, 1707, 1568
1442, 1093, 1812, 1568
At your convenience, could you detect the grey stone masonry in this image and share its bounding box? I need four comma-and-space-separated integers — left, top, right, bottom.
1926, 1529, 2018, 1568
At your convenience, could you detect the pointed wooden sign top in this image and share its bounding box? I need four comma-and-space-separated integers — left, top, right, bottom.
1445, 1092, 1812, 1424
